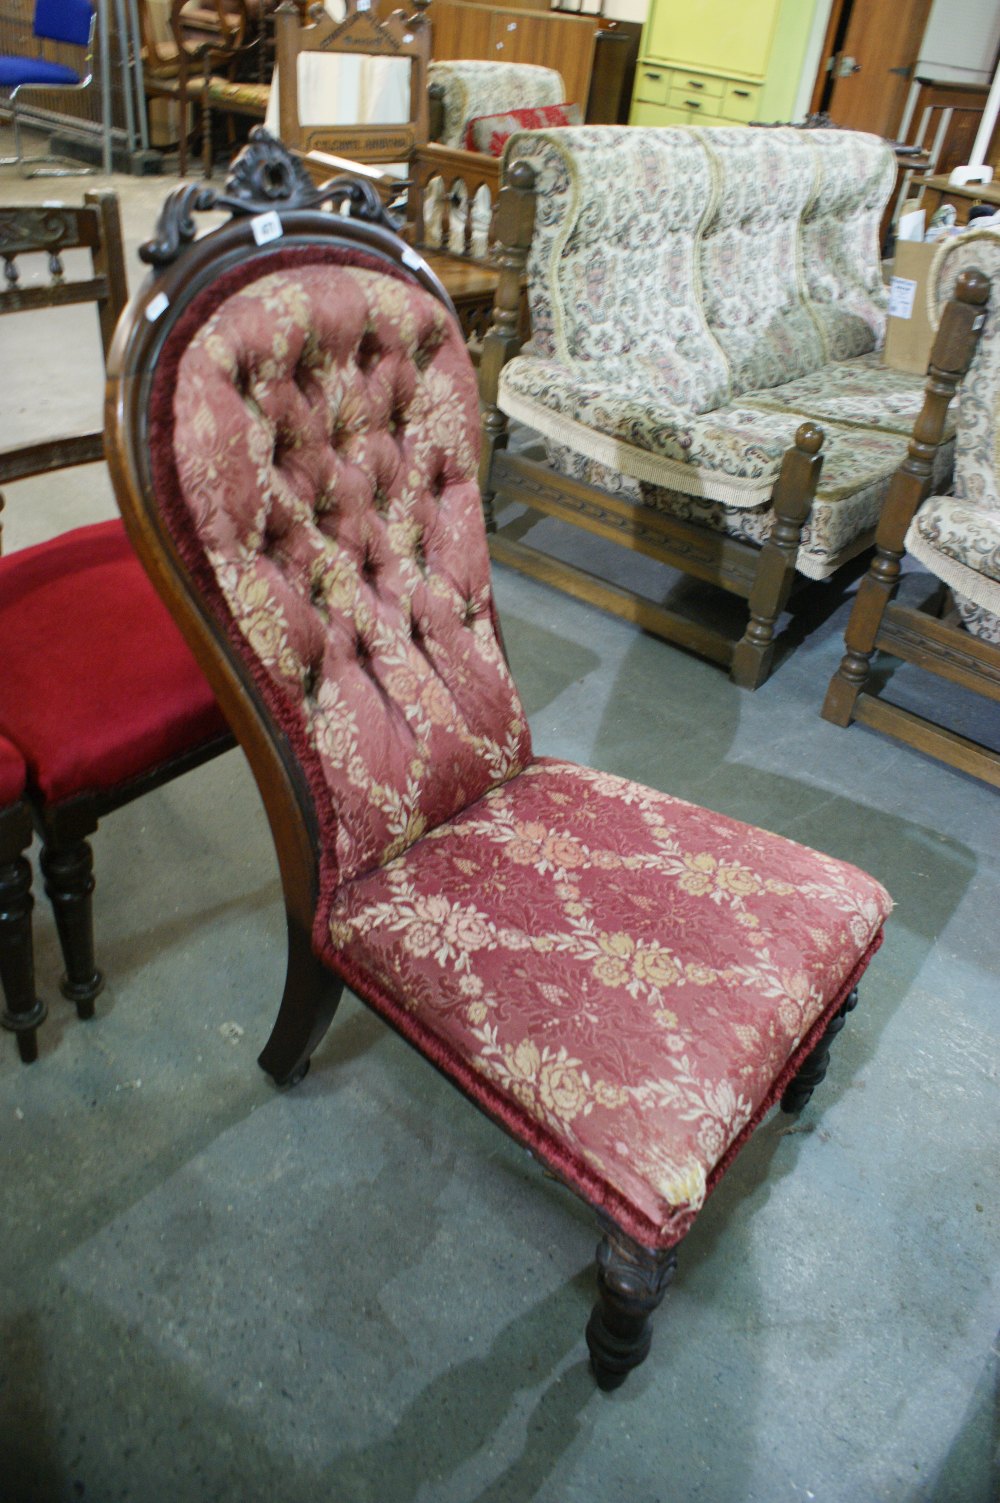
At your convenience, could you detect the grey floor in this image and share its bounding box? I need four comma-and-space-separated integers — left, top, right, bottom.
1, 134, 998, 1503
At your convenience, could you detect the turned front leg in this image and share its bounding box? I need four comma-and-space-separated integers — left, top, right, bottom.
781, 988, 859, 1113
586, 1223, 679, 1390
731, 422, 825, 690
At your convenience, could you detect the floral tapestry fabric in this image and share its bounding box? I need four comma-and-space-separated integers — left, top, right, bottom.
742, 352, 935, 439
163, 256, 531, 886
929, 229, 1000, 511
325, 759, 891, 1248
906, 496, 1000, 617
428, 60, 565, 149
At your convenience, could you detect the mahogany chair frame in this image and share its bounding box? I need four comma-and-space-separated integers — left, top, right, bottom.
103, 137, 867, 1387
822, 267, 1000, 785
0, 784, 44, 1063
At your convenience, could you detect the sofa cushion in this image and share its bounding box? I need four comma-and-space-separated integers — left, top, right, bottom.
796, 127, 894, 361
741, 351, 940, 439
324, 757, 891, 1249
464, 102, 581, 155
0, 520, 227, 803
905, 496, 1000, 618
503, 127, 732, 411
499, 352, 920, 513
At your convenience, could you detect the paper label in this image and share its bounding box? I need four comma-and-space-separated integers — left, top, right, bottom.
887, 276, 917, 320
145, 291, 169, 322
251, 211, 283, 246
402, 246, 424, 271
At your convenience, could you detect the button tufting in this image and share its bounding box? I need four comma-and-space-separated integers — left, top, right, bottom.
431, 468, 447, 499
357, 331, 381, 372
302, 664, 319, 697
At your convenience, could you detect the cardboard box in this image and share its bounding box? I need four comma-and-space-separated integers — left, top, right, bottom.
883, 240, 937, 376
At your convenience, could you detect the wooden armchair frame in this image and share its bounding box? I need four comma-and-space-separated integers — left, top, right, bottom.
822, 267, 1000, 786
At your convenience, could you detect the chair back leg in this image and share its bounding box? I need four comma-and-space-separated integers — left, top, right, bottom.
0, 806, 46, 1063
39, 836, 103, 1018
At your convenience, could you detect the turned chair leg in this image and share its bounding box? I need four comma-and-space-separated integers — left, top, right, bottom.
257, 910, 344, 1087
39, 836, 104, 1018
781, 988, 859, 1113
586, 1222, 680, 1390
0, 809, 47, 1063
731, 422, 825, 690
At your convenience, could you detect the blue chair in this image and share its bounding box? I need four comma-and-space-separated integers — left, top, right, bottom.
0, 0, 97, 177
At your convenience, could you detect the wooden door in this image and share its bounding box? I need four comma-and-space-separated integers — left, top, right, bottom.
814, 0, 935, 138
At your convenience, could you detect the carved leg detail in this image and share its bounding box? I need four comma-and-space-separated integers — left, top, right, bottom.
781, 988, 859, 1114
586, 1225, 679, 1391
731, 422, 825, 690
40, 838, 104, 1018
257, 912, 344, 1088
0, 848, 47, 1063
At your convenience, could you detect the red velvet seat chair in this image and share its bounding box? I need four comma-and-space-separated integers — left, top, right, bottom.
0, 192, 233, 1061
106, 136, 893, 1387
0, 735, 44, 1063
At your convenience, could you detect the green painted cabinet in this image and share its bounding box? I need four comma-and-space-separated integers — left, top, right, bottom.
630, 0, 820, 129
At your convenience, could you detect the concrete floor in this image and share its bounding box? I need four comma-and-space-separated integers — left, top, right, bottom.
1, 135, 998, 1503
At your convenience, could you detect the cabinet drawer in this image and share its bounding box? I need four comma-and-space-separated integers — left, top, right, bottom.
721, 82, 759, 121
668, 71, 723, 101
667, 82, 718, 116
634, 65, 671, 104
631, 99, 726, 127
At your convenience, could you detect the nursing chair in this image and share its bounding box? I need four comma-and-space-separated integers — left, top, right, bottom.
105, 136, 891, 1386
0, 0, 97, 177
823, 233, 1000, 785
0, 192, 232, 1061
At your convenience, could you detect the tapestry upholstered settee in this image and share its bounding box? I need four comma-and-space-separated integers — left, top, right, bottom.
480, 125, 954, 688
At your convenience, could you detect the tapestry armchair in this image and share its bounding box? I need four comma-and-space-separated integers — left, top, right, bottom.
823, 231, 1000, 785
106, 137, 891, 1388
480, 126, 949, 688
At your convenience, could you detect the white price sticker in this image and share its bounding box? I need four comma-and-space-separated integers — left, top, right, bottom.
251, 211, 283, 246
887, 276, 917, 321
402, 246, 424, 271
145, 291, 169, 322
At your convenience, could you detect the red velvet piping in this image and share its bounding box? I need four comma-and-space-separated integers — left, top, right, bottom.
325, 926, 885, 1251
147, 243, 456, 903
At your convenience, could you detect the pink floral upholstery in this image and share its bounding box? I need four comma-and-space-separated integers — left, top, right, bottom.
151, 241, 891, 1250
329, 759, 889, 1247
464, 102, 581, 156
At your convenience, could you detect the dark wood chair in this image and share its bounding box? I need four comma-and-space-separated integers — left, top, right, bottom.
823, 238, 1000, 785
0, 192, 234, 1060
105, 136, 892, 1387
0, 736, 43, 1064
274, 0, 502, 347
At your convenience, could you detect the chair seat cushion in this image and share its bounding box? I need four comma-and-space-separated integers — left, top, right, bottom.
905, 494, 1000, 599
323, 758, 891, 1249
0, 734, 27, 807
741, 351, 942, 440
499, 354, 916, 511
0, 520, 228, 804
464, 102, 582, 156
0, 56, 81, 88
